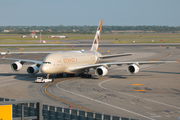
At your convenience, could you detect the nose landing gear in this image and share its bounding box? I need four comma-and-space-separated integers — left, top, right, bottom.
46, 74, 50, 79
56, 68, 92, 78
45, 74, 54, 82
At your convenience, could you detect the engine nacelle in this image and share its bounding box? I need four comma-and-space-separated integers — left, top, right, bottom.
27, 65, 39, 75
128, 64, 139, 74
11, 61, 23, 71
95, 66, 108, 76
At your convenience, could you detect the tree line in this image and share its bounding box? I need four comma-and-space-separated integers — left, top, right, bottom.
0, 25, 180, 34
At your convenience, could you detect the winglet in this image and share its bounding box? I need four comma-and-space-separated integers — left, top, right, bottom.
178, 60, 179, 65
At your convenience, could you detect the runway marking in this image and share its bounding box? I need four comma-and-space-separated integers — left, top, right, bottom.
146, 112, 156, 116
99, 78, 180, 110
44, 77, 92, 112
99, 53, 180, 111
144, 106, 152, 110
146, 91, 180, 94
146, 112, 161, 118
145, 84, 179, 88
44, 52, 176, 119
131, 84, 143, 86
99, 78, 180, 111
56, 81, 155, 120
134, 90, 147, 92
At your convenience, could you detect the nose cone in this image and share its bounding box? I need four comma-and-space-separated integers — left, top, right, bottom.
40, 65, 49, 74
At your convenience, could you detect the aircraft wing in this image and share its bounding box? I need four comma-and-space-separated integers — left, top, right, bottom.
100, 53, 132, 59
68, 60, 177, 72
1, 51, 61, 55
2, 58, 42, 65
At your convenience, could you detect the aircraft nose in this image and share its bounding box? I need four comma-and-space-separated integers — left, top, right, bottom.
41, 65, 49, 74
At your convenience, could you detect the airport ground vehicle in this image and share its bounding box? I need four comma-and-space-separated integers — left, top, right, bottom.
35, 77, 53, 83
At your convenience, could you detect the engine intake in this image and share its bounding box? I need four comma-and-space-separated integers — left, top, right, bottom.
11, 61, 23, 71
128, 64, 139, 74
95, 66, 108, 76
27, 65, 39, 75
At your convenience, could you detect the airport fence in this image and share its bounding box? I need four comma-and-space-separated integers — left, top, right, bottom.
0, 98, 139, 120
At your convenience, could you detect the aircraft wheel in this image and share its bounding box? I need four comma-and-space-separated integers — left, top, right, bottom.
67, 74, 75, 77
79, 74, 85, 78
89, 74, 92, 78
57, 74, 63, 77
80, 74, 92, 78
86, 74, 92, 78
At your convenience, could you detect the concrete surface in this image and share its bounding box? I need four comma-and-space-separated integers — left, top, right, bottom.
0, 45, 180, 120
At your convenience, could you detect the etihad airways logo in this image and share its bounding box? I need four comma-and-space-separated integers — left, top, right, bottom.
63, 58, 77, 63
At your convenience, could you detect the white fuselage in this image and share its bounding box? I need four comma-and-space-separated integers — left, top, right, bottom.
40, 50, 100, 74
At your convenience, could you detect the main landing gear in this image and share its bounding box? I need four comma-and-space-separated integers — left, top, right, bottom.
56, 73, 75, 78
79, 74, 92, 78
56, 71, 92, 78
56, 73, 63, 77
79, 69, 92, 78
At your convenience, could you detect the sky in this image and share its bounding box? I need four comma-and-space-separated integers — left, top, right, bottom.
0, 0, 180, 26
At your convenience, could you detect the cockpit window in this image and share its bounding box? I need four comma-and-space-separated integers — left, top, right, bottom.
43, 62, 51, 64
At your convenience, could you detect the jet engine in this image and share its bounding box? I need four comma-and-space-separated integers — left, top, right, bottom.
27, 65, 39, 75
95, 66, 108, 76
128, 64, 139, 74
11, 61, 23, 71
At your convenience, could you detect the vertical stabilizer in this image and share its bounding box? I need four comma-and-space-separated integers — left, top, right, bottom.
91, 20, 103, 51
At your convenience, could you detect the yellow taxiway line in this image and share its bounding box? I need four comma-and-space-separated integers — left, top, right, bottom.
44, 77, 92, 112
134, 90, 147, 92
45, 52, 174, 112
131, 84, 143, 86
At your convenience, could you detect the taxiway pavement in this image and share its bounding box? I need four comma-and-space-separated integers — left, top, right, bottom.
0, 45, 180, 120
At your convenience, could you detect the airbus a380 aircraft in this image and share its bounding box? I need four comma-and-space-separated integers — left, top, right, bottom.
2, 20, 177, 78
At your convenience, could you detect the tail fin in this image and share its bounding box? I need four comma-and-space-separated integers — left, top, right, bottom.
91, 20, 103, 51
